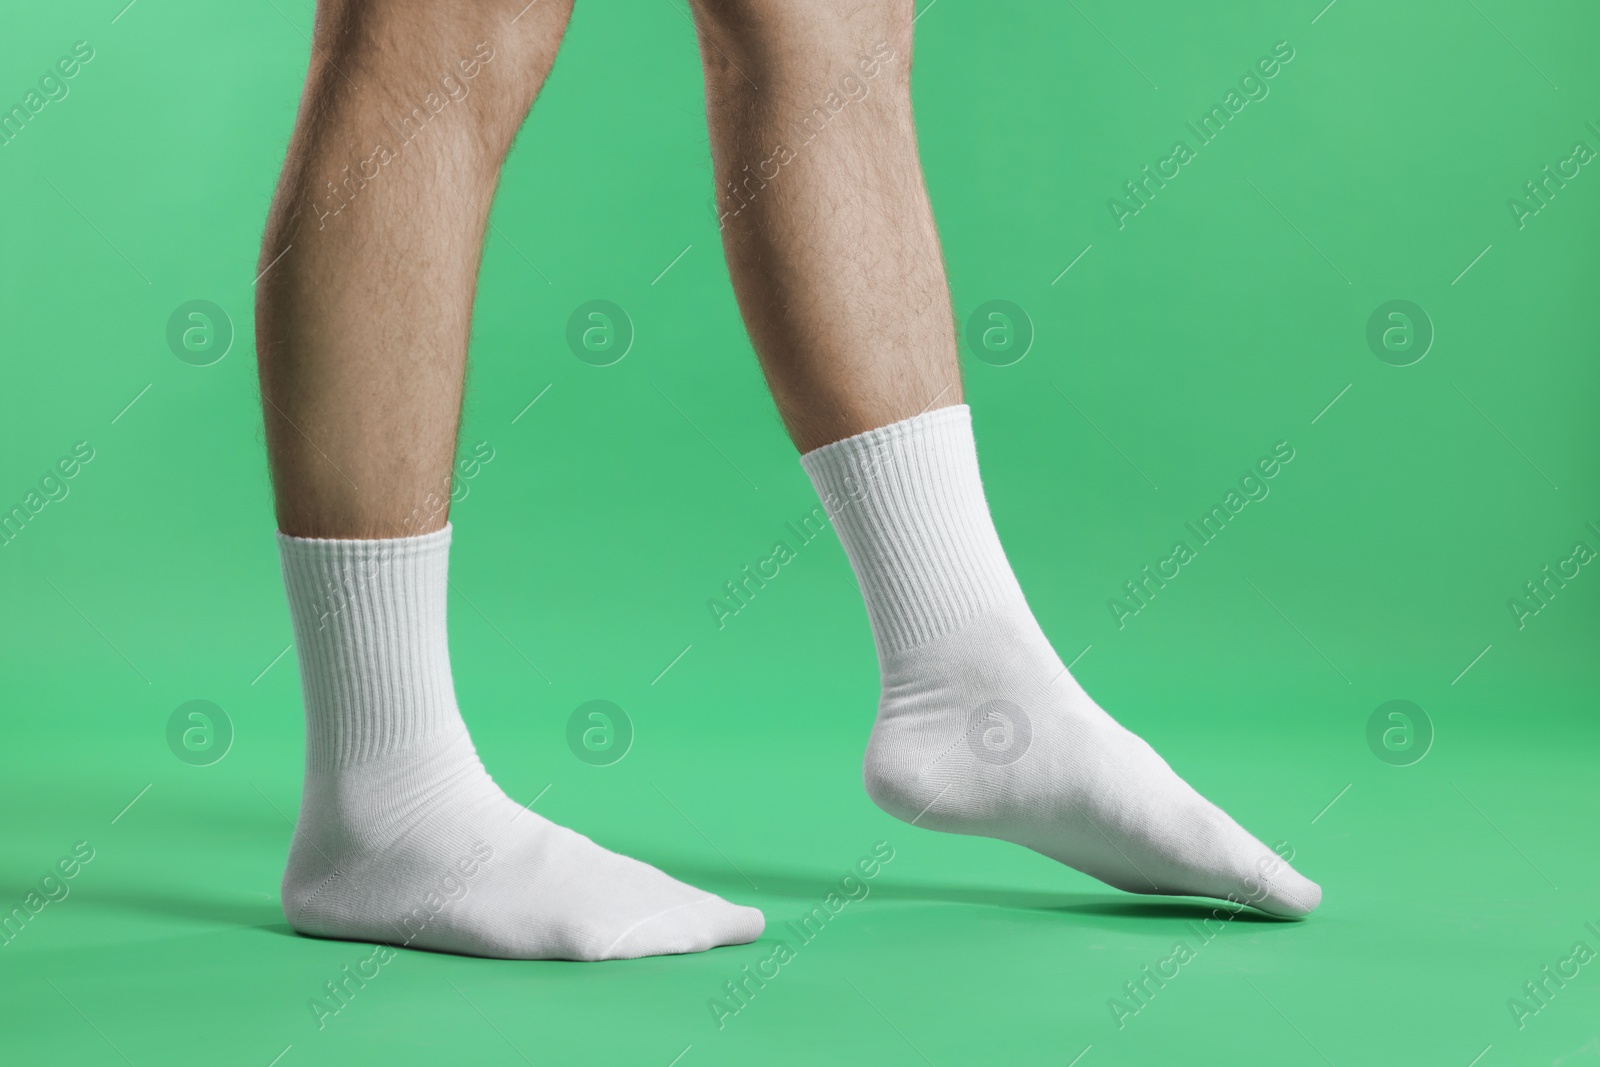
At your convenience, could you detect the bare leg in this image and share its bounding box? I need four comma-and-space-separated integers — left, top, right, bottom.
256, 2, 566, 538
690, 1, 956, 453
690, 1, 1323, 918
255, 1, 763, 960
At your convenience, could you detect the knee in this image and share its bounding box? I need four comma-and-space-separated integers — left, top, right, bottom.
689, 0, 912, 91
308, 0, 573, 151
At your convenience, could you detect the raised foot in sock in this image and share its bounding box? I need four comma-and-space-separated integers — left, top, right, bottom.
861, 611, 1322, 918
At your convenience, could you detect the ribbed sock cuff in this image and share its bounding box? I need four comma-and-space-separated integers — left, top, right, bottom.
800, 405, 1023, 653
277, 524, 461, 770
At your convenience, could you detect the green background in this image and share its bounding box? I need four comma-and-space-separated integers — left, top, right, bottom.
3, 0, 1598, 1064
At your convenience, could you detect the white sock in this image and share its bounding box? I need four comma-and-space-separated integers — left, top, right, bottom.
275, 524, 764, 959
801, 405, 1321, 917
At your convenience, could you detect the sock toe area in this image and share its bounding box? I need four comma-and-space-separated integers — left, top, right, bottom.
1253, 870, 1322, 918
603, 896, 765, 960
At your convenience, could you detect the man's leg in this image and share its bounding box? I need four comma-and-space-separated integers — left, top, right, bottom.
255, 0, 762, 959
690, 0, 1321, 917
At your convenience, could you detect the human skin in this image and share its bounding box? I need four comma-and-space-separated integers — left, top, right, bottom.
255, 0, 573, 539
688, 0, 961, 453
255, 0, 952, 540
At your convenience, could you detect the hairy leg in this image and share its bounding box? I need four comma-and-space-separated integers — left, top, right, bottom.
691, 0, 1321, 917
255, 0, 763, 960
690, 0, 955, 452
256, 1, 566, 537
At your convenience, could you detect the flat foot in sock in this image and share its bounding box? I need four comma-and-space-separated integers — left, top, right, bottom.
802, 407, 1321, 919
277, 526, 764, 961
281, 734, 765, 960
